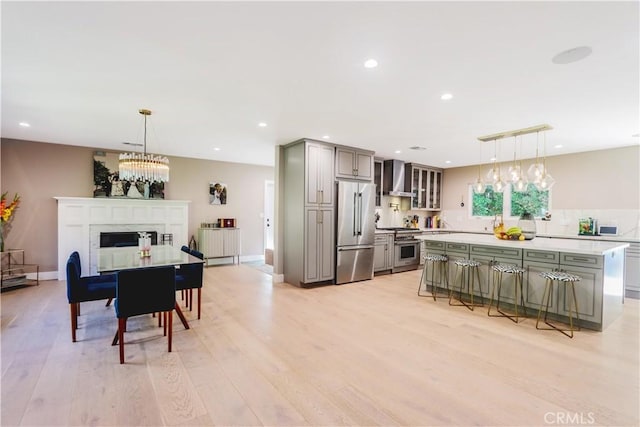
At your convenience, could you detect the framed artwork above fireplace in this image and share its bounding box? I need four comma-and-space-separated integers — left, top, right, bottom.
93, 152, 165, 199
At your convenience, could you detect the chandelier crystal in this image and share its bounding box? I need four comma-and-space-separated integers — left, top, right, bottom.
119, 109, 170, 183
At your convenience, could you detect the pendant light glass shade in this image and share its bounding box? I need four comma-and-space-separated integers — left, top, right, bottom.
535, 172, 556, 191
512, 176, 527, 192
473, 178, 486, 194
118, 109, 170, 183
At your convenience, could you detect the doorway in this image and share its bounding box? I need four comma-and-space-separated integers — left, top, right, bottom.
264, 180, 274, 265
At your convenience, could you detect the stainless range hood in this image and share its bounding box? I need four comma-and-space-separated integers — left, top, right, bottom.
383, 160, 413, 197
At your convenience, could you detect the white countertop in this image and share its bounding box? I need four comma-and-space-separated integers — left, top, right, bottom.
416, 233, 629, 255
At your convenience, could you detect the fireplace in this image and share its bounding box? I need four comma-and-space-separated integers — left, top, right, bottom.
55, 197, 190, 279
100, 231, 158, 248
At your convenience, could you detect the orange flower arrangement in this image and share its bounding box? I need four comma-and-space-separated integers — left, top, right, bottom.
0, 192, 20, 251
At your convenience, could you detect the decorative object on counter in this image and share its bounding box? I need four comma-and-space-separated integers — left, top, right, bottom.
579, 218, 598, 236
374, 212, 380, 226
518, 213, 536, 240
138, 232, 152, 257
389, 202, 399, 212
119, 109, 170, 183
219, 218, 236, 228
209, 182, 227, 205
200, 222, 219, 228
0, 192, 20, 252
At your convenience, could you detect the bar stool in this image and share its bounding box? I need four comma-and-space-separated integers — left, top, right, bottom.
536, 271, 582, 338
488, 263, 527, 323
418, 254, 449, 300
449, 259, 483, 311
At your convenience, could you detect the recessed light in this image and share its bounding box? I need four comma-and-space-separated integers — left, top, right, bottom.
489, 157, 497, 161
19, 122, 30, 127
441, 93, 453, 100
213, 147, 221, 151
258, 122, 267, 127
394, 150, 402, 154
364, 59, 378, 68
322, 135, 330, 139
409, 146, 427, 151
552, 46, 592, 64
554, 144, 563, 149
445, 160, 451, 164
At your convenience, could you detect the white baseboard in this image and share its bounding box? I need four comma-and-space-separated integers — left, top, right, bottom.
31, 271, 59, 281
272, 273, 284, 283
240, 254, 265, 263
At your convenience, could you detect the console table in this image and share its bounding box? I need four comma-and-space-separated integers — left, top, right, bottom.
1, 250, 39, 289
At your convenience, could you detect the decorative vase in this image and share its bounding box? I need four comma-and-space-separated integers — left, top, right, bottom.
518, 213, 536, 240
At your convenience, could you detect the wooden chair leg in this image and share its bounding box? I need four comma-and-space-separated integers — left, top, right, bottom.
70, 303, 78, 342
105, 298, 113, 307
118, 318, 126, 364
197, 288, 202, 319
181, 289, 184, 301
168, 311, 173, 352
158, 312, 162, 327
163, 312, 167, 336
77, 302, 81, 316
189, 289, 193, 311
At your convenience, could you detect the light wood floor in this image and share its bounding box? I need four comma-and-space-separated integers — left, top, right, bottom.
2, 265, 639, 426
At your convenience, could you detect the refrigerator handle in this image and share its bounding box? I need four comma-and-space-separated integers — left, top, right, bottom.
353, 192, 358, 236
358, 193, 363, 235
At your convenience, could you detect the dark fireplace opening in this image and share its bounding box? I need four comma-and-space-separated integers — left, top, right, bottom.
100, 231, 158, 248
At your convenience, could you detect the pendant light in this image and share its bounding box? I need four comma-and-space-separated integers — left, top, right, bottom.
486, 139, 505, 193
534, 131, 556, 190
527, 132, 545, 184
118, 109, 170, 183
511, 136, 527, 192
472, 141, 486, 194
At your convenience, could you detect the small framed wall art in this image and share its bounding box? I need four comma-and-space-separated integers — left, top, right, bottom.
209, 182, 227, 205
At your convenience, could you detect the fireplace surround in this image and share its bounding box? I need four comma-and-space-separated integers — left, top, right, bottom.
55, 197, 190, 279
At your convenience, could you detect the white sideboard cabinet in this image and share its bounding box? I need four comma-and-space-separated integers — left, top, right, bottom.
197, 228, 241, 264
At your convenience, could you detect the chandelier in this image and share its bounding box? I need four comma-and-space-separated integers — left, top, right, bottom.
118, 109, 170, 183
476, 124, 553, 193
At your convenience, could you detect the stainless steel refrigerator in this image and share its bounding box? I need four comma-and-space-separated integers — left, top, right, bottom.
336, 181, 376, 284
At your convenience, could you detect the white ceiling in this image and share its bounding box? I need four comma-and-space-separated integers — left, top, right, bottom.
2, 1, 638, 168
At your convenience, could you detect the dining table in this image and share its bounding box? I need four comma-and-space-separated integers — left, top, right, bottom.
97, 244, 204, 330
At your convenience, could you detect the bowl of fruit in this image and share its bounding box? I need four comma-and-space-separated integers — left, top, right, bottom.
494, 226, 525, 241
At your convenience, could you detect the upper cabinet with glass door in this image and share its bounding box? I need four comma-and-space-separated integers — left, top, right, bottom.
405, 163, 443, 210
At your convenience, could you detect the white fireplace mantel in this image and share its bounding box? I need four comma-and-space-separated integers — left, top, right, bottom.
55, 197, 190, 279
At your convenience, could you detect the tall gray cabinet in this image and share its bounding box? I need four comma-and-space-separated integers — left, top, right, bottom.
283, 139, 336, 287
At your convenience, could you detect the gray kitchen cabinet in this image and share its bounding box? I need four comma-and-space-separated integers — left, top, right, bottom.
469, 245, 523, 301
557, 253, 604, 326
374, 233, 392, 272
304, 208, 335, 283
306, 142, 335, 206
374, 159, 383, 207
335, 147, 374, 181
420, 239, 447, 288
444, 242, 470, 293
405, 163, 443, 210
625, 242, 640, 298
283, 139, 336, 286
523, 249, 560, 313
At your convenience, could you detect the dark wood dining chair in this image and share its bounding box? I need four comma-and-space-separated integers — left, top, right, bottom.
114, 265, 176, 364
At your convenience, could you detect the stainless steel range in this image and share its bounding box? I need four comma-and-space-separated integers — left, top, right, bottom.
378, 227, 422, 272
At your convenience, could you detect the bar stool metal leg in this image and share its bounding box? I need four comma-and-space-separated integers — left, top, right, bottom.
488, 264, 527, 323
449, 259, 482, 311
536, 271, 582, 338
418, 254, 448, 300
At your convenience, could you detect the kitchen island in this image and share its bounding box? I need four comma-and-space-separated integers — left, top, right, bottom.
416, 233, 629, 331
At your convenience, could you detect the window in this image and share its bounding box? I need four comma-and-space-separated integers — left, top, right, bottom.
470, 183, 551, 218
471, 185, 504, 217
510, 184, 550, 218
